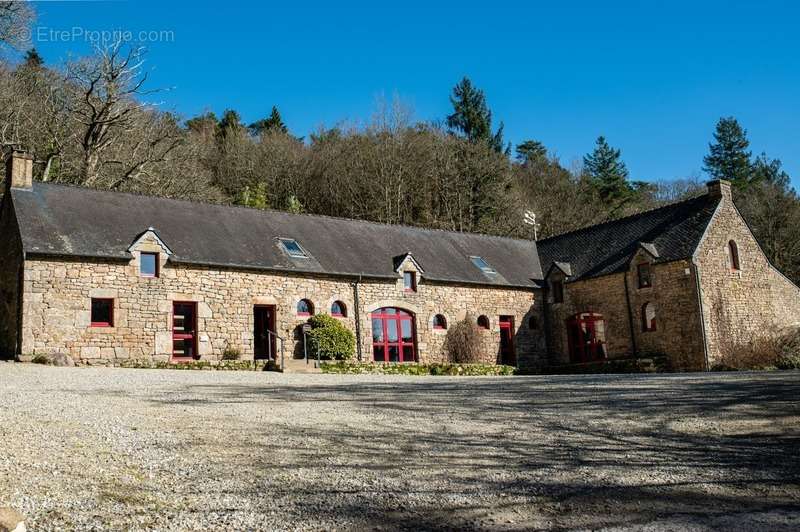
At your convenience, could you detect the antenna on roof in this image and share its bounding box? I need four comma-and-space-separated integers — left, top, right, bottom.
523, 210, 539, 241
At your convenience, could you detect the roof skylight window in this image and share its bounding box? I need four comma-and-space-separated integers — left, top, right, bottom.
280, 238, 308, 258
470, 256, 496, 274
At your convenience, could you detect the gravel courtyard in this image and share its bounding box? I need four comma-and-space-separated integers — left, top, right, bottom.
1, 365, 799, 531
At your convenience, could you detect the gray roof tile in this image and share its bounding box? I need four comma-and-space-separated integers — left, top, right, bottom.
537, 194, 719, 282
12, 183, 543, 288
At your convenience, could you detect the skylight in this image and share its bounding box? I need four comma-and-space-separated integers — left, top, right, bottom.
470, 256, 496, 274
279, 238, 308, 258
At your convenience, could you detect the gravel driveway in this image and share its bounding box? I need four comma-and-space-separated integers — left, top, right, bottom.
1, 364, 799, 531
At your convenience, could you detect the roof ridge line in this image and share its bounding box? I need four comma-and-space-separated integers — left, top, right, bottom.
31, 181, 536, 246
538, 193, 710, 244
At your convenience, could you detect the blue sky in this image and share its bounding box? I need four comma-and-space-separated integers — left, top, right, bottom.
27, 0, 800, 188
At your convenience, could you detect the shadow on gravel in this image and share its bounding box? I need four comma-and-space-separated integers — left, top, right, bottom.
124, 373, 800, 529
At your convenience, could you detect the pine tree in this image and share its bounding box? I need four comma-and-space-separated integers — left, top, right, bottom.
515, 140, 547, 164
23, 48, 43, 68
249, 106, 288, 135
446, 77, 505, 153
751, 152, 790, 188
583, 136, 633, 202
215, 109, 245, 142
703, 117, 752, 186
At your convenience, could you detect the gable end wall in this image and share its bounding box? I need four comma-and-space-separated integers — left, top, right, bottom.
694, 196, 800, 365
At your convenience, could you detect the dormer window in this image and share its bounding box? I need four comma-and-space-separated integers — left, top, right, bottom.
280, 238, 308, 259
403, 272, 417, 292
637, 263, 652, 288
470, 256, 496, 274
140, 252, 159, 278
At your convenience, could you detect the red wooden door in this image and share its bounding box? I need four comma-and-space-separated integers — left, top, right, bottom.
254, 306, 277, 360
499, 316, 516, 366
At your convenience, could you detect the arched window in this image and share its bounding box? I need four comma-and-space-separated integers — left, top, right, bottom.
566, 313, 607, 363
331, 301, 347, 317
433, 314, 447, 329
371, 307, 416, 362
642, 302, 656, 332
297, 299, 314, 316
477, 315, 490, 330
727, 240, 741, 271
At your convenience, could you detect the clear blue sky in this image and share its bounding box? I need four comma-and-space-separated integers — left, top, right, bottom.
27, 0, 800, 188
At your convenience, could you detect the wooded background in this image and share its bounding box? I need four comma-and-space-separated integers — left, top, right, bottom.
0, 2, 797, 284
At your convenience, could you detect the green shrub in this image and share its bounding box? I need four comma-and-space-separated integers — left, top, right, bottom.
221, 347, 242, 360
320, 361, 515, 376
307, 314, 356, 360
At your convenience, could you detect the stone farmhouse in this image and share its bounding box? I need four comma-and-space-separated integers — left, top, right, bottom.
1, 151, 799, 371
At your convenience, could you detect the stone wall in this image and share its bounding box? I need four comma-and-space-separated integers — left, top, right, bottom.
694, 184, 800, 365
19, 251, 538, 366
542, 256, 706, 371
0, 195, 22, 358
624, 253, 706, 371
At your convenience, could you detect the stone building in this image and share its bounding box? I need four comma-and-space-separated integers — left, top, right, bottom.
1, 150, 799, 371
537, 180, 800, 370
0, 152, 542, 368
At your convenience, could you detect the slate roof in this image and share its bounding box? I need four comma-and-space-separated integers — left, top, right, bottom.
537, 193, 719, 282
11, 183, 543, 288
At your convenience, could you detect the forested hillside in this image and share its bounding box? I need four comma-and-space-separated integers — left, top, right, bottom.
0, 3, 797, 283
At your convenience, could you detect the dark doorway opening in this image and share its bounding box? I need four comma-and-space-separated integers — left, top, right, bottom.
173, 302, 198, 360
254, 305, 277, 360
499, 315, 516, 366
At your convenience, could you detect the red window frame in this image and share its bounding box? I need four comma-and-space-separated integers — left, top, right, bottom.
637, 263, 652, 288
728, 240, 741, 271
433, 314, 447, 329
331, 301, 346, 317
297, 299, 314, 317
172, 301, 198, 360
403, 272, 417, 292
371, 307, 416, 363
140, 252, 160, 278
642, 303, 657, 332
566, 313, 607, 363
90, 298, 114, 328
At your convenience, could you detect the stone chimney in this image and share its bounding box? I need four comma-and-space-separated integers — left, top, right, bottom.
706, 179, 732, 201
4, 150, 33, 194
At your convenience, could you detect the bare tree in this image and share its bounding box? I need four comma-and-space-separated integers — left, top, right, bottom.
0, 1, 34, 49
64, 41, 160, 185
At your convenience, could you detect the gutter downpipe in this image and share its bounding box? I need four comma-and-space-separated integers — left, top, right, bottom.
692, 260, 711, 371
352, 274, 363, 361
623, 274, 639, 358
541, 285, 553, 367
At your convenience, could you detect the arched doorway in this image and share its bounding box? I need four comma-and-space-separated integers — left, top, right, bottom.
566, 313, 607, 363
371, 307, 416, 362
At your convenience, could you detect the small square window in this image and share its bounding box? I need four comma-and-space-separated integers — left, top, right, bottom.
91, 298, 114, 327
403, 272, 417, 292
140, 252, 159, 278
470, 256, 496, 274
280, 238, 308, 258
637, 263, 652, 288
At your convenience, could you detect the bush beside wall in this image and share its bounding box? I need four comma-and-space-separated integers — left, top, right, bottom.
307, 314, 356, 360
320, 362, 516, 376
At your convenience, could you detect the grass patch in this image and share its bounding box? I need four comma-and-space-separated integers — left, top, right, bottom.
320, 361, 516, 376
118, 359, 278, 371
